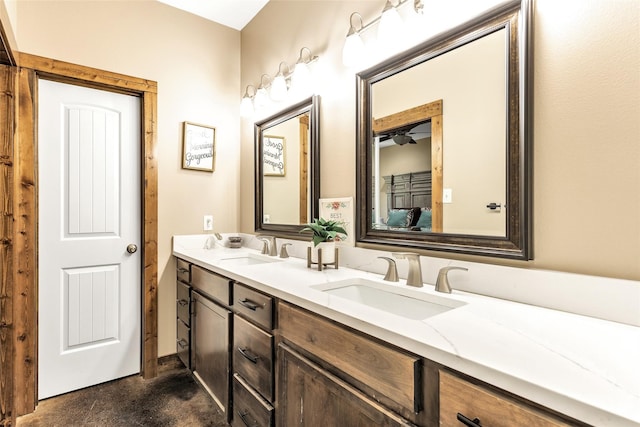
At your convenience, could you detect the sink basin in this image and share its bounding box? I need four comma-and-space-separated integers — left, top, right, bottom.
312, 278, 465, 320
218, 254, 281, 266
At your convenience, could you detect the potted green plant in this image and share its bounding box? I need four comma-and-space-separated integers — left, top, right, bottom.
302, 218, 348, 264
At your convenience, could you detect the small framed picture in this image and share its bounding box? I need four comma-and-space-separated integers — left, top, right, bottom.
182, 121, 215, 172
263, 135, 286, 176
319, 197, 355, 246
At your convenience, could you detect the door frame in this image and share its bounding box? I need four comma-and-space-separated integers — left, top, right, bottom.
12, 52, 158, 417
372, 100, 444, 231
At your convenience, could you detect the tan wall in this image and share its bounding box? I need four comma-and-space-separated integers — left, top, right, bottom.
13, 0, 241, 356
241, 0, 640, 281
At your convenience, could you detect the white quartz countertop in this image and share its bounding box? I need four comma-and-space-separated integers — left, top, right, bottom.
173, 239, 640, 427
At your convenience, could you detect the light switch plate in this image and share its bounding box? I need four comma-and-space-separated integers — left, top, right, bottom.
203, 215, 213, 231
443, 188, 453, 203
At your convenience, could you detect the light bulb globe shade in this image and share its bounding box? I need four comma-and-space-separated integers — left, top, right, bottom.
240, 96, 254, 117
291, 62, 311, 96
254, 87, 268, 109
270, 74, 288, 102
378, 6, 404, 51
342, 32, 365, 67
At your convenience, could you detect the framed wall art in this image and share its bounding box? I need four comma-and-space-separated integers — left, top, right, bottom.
263, 135, 286, 176
319, 197, 355, 246
182, 121, 215, 172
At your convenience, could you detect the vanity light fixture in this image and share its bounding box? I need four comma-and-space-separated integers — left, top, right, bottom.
414, 0, 424, 15
270, 62, 290, 102
241, 47, 320, 113
342, 0, 424, 67
342, 12, 366, 68
254, 74, 271, 109
291, 47, 318, 95
240, 85, 256, 117
378, 0, 405, 50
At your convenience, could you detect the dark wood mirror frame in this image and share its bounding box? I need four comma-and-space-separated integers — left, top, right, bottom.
255, 95, 320, 239
356, 0, 532, 260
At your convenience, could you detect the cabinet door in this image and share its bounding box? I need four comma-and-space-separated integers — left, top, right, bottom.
192, 291, 231, 417
277, 343, 416, 427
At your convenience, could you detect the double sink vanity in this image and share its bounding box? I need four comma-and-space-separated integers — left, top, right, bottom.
173, 234, 639, 427
187, 2, 639, 425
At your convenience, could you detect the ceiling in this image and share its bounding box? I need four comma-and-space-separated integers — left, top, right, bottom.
156, 0, 269, 30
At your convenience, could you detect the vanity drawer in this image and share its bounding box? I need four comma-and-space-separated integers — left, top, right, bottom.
191, 265, 232, 306
176, 319, 190, 369
233, 315, 274, 401
439, 370, 575, 427
233, 283, 273, 330
232, 374, 274, 427
176, 258, 190, 283
176, 281, 191, 325
278, 302, 421, 414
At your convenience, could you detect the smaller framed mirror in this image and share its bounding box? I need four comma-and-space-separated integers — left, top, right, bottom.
255, 95, 320, 238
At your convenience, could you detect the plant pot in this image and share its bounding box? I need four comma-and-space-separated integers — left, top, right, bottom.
309, 241, 336, 264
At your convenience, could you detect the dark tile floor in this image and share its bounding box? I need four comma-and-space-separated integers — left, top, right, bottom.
16, 356, 229, 427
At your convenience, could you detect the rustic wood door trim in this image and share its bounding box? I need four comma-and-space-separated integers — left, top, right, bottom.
298, 114, 309, 224
372, 100, 443, 231
10, 53, 158, 418
0, 64, 17, 426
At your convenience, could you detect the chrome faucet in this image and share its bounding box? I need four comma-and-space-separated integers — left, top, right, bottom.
257, 235, 277, 256
435, 266, 468, 293
392, 252, 423, 287
377, 257, 398, 282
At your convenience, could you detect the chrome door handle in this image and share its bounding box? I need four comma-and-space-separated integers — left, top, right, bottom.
126, 244, 138, 254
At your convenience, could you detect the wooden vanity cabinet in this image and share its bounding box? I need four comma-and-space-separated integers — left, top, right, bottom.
276, 301, 437, 427
175, 256, 588, 427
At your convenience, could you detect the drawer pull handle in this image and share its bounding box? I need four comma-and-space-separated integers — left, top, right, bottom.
176, 339, 188, 349
238, 298, 261, 311
237, 410, 258, 427
457, 413, 482, 427
177, 299, 189, 306
237, 347, 260, 364
177, 267, 189, 274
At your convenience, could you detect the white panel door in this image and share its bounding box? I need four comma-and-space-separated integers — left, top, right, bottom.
38, 79, 141, 399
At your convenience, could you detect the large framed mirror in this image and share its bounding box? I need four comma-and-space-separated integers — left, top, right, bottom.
356, 0, 532, 259
255, 95, 320, 238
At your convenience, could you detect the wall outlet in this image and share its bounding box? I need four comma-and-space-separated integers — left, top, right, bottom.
203, 215, 213, 231
443, 188, 453, 203
263, 214, 270, 224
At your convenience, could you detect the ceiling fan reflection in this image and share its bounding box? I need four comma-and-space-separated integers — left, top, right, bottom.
377, 121, 431, 146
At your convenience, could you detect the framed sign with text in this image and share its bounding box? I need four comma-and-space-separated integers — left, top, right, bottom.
263, 135, 286, 176
182, 121, 215, 172
319, 197, 354, 246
